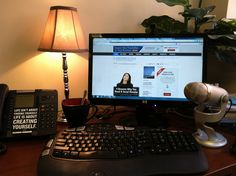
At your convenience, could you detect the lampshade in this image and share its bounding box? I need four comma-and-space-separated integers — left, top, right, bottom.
38, 6, 87, 52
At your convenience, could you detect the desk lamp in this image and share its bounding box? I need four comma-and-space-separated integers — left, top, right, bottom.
38, 6, 87, 99
184, 82, 229, 148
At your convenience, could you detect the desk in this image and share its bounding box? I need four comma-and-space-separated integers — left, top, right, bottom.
1, 108, 236, 176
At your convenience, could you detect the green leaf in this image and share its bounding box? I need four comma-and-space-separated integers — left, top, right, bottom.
198, 15, 216, 25
180, 6, 215, 20
141, 15, 186, 34
211, 19, 236, 34
156, 0, 189, 7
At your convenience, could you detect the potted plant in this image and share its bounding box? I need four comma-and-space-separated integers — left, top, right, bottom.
141, 0, 216, 34
141, 0, 236, 64
207, 19, 236, 64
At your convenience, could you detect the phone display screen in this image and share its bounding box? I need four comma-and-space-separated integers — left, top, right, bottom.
15, 93, 35, 108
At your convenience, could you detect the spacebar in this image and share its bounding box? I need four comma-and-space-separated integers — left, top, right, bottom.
79, 151, 118, 159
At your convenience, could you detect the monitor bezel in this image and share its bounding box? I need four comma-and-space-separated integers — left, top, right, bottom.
88, 33, 207, 107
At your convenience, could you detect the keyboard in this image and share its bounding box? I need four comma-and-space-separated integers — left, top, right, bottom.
37, 123, 208, 176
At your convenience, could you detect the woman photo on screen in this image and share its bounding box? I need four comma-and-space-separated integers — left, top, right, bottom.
117, 72, 133, 88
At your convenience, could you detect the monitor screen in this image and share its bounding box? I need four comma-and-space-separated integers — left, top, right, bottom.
88, 33, 207, 107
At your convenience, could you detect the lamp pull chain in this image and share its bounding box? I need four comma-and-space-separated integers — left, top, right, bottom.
62, 52, 69, 99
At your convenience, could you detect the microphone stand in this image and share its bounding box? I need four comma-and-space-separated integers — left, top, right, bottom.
193, 95, 228, 148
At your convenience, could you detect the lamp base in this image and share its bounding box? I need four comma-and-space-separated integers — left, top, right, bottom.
193, 129, 227, 148
62, 53, 69, 99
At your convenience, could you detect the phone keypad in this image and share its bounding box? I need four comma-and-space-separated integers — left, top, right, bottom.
38, 104, 57, 135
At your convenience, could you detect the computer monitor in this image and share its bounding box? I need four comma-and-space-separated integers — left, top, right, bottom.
88, 33, 207, 108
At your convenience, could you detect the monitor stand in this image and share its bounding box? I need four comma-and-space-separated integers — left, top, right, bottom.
135, 105, 168, 128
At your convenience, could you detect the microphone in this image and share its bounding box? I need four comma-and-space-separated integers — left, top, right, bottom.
184, 82, 229, 148
184, 82, 229, 105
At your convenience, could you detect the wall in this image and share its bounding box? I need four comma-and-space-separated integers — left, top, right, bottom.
202, 0, 228, 19
0, 0, 232, 110
226, 0, 236, 18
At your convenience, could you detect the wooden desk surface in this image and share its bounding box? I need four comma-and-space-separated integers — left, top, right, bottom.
1, 108, 236, 176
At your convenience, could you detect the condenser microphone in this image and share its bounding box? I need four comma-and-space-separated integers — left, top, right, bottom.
184, 82, 229, 148
184, 82, 229, 105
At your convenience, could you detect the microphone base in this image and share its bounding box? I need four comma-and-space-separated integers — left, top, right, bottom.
193, 129, 227, 148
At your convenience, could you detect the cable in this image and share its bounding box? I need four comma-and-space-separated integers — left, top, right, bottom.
166, 107, 194, 119
86, 104, 99, 122
90, 105, 136, 120
220, 98, 233, 121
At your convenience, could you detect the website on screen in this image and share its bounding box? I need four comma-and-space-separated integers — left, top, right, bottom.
91, 37, 204, 101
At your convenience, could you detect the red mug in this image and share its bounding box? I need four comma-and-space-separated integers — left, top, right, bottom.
62, 98, 97, 128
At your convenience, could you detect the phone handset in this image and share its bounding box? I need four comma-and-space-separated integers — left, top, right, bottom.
0, 84, 9, 131
0, 84, 9, 154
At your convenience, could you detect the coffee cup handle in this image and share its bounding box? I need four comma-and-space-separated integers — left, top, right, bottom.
86, 104, 98, 122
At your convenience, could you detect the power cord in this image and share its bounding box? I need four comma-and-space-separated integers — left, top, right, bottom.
222, 98, 233, 119
166, 107, 194, 119
88, 105, 136, 120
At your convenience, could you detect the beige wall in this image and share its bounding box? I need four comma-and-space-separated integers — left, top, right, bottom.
226, 0, 236, 18
0, 0, 232, 110
202, 0, 228, 19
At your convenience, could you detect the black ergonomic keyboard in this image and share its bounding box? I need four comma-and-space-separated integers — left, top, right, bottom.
37, 123, 208, 176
